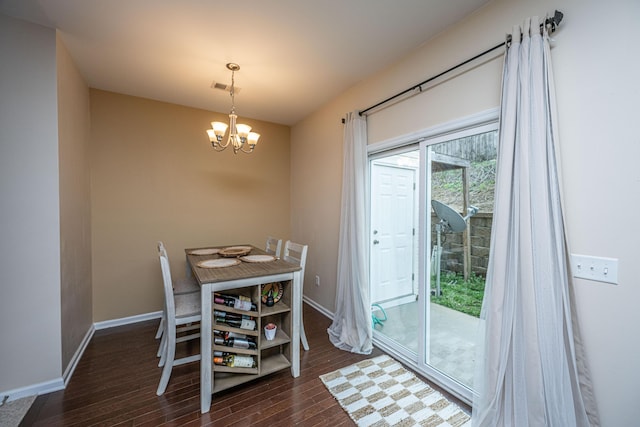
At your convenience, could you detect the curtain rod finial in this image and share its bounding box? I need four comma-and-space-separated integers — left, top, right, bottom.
546, 10, 564, 31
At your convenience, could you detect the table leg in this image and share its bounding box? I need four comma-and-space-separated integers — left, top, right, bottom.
200, 283, 212, 413
291, 270, 301, 378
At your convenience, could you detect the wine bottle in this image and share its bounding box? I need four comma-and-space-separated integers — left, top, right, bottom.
214, 310, 254, 321
213, 336, 257, 349
215, 316, 256, 330
213, 350, 231, 357
214, 294, 257, 311
218, 293, 251, 302
214, 330, 248, 340
266, 289, 275, 307
213, 355, 256, 368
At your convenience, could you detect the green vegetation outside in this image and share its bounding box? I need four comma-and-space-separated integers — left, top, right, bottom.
431, 272, 486, 318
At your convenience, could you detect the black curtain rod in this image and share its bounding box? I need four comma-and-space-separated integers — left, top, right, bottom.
343, 10, 563, 122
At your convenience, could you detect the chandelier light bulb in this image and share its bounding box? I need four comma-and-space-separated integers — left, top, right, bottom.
212, 122, 228, 137
248, 132, 260, 146
235, 124, 252, 139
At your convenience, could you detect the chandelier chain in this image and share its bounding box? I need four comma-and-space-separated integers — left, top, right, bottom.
230, 68, 236, 112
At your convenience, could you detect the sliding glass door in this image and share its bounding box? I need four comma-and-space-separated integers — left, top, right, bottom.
369, 122, 497, 402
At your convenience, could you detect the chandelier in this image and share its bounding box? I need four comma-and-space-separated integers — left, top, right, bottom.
206, 63, 260, 154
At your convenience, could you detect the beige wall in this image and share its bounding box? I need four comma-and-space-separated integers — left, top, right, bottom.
90, 90, 291, 321
290, 107, 345, 310
291, 0, 640, 425
0, 14, 62, 393
3, 2, 639, 422
57, 35, 93, 371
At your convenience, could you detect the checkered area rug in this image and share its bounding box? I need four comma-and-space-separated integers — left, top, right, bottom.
0, 395, 36, 427
320, 355, 471, 427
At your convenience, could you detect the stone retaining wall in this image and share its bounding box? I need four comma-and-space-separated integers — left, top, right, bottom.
431, 212, 493, 277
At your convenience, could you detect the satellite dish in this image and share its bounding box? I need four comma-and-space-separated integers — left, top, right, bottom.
431, 200, 467, 233
430, 200, 479, 296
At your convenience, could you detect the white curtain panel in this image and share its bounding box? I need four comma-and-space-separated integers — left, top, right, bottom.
327, 111, 372, 354
472, 18, 599, 426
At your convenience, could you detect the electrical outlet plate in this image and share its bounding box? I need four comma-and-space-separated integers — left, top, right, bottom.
315, 275, 320, 286
570, 254, 618, 285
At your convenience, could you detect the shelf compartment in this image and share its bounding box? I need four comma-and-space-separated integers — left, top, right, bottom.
260, 354, 291, 376
211, 355, 291, 393
260, 328, 291, 350
212, 371, 260, 394
260, 302, 291, 317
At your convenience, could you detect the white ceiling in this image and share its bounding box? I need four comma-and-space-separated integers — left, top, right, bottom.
1, 0, 489, 126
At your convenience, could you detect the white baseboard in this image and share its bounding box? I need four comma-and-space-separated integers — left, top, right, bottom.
94, 310, 162, 330
62, 325, 95, 387
302, 295, 334, 320
0, 377, 64, 403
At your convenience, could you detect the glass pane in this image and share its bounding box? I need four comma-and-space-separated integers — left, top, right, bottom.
427, 130, 497, 388
369, 128, 496, 397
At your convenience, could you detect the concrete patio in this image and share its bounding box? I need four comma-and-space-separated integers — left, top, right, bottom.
374, 301, 479, 387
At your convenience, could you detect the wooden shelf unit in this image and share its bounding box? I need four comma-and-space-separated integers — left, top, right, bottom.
210, 280, 292, 392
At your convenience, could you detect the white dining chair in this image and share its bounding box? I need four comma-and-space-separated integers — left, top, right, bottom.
265, 236, 282, 258
155, 241, 199, 343
157, 241, 200, 294
156, 250, 201, 396
283, 240, 309, 351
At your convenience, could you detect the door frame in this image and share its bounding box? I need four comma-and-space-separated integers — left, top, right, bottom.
367, 108, 499, 406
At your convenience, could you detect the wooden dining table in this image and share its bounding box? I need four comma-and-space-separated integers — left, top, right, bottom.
185, 245, 302, 414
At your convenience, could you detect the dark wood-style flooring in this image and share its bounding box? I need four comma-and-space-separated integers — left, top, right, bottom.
22, 305, 468, 426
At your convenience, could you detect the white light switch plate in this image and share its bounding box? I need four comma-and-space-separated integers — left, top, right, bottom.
570, 254, 618, 285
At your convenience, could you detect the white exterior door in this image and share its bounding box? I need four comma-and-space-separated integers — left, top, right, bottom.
370, 162, 417, 305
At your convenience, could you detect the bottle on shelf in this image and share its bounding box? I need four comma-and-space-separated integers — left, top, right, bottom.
214, 310, 254, 321
214, 293, 257, 312
214, 330, 249, 340
214, 336, 257, 349
213, 354, 256, 368
215, 316, 256, 331
215, 293, 249, 302
213, 350, 231, 357
265, 289, 275, 307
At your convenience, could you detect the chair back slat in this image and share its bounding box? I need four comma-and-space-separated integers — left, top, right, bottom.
265, 236, 283, 258
283, 240, 310, 351
159, 253, 176, 321
283, 240, 308, 276
157, 241, 168, 258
